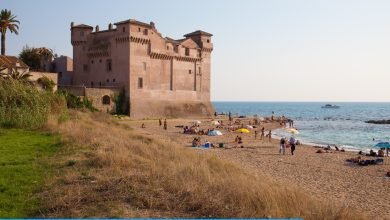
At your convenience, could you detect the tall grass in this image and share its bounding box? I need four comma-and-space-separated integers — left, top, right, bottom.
41, 111, 366, 219
0, 80, 66, 129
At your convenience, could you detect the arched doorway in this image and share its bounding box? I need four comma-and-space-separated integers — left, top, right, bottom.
102, 95, 110, 105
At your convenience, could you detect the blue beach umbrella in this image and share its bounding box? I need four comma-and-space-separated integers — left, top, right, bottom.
374, 142, 390, 148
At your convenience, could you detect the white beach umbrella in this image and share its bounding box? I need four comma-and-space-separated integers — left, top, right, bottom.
192, 120, 202, 125
208, 130, 223, 136
246, 125, 254, 129
211, 120, 220, 125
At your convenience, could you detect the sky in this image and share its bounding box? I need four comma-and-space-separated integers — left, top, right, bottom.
2, 0, 390, 102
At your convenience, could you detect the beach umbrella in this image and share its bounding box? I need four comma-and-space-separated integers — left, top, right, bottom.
374, 142, 390, 148
208, 130, 223, 136
211, 120, 220, 125
286, 128, 299, 135
192, 120, 201, 125
246, 125, 254, 129
236, 128, 250, 133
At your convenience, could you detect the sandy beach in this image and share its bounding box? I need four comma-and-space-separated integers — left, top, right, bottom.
122, 116, 390, 219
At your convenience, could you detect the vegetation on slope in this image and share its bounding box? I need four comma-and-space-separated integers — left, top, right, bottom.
40, 111, 365, 219
0, 79, 66, 129
0, 129, 61, 217
0, 81, 365, 219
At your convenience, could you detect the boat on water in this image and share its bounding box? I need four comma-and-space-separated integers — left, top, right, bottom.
322, 104, 340, 109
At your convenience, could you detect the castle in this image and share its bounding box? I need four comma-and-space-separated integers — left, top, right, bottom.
70, 19, 214, 118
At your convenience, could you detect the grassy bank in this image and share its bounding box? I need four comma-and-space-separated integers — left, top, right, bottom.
0, 128, 61, 217
41, 111, 365, 219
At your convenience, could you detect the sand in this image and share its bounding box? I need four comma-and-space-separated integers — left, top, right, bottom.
122, 116, 390, 219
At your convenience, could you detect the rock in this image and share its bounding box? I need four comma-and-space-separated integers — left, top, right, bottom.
365, 120, 390, 124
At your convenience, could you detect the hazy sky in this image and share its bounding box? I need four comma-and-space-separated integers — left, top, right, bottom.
3, 0, 390, 102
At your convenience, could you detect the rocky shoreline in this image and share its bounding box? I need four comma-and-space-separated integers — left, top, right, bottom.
365, 119, 390, 124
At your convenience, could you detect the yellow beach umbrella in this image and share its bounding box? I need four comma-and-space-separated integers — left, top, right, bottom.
236, 128, 250, 133
286, 128, 299, 134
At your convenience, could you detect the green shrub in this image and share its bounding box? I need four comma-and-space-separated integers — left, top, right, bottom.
37, 76, 56, 92
112, 87, 128, 115
56, 90, 97, 112
0, 80, 66, 129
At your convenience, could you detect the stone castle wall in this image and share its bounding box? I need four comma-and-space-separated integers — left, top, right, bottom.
71, 20, 214, 118
59, 86, 119, 113
130, 99, 215, 119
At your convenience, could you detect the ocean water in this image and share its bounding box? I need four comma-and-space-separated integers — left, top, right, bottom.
213, 102, 390, 152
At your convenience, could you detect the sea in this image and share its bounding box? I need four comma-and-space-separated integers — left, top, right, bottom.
213, 102, 390, 152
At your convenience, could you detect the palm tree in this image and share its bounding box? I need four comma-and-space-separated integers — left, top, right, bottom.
0, 65, 31, 82
0, 9, 19, 55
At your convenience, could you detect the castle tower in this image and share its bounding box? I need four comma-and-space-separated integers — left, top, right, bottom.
70, 22, 93, 85
183, 31, 213, 101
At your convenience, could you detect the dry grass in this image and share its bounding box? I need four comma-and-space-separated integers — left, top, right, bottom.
39, 111, 366, 219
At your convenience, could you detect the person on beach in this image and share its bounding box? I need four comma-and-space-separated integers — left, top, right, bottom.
289, 136, 296, 155
163, 119, 167, 130
268, 130, 272, 142
159, 118, 162, 127
141, 123, 146, 128
228, 112, 232, 122
254, 130, 258, 139
378, 148, 385, 157
279, 137, 286, 155
260, 127, 265, 140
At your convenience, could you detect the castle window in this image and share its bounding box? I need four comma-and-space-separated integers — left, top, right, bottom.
185, 48, 190, 56
83, 64, 88, 72
102, 95, 110, 105
113, 78, 116, 83
143, 62, 146, 71
91, 60, 94, 64
99, 59, 102, 63
138, 77, 143, 89
90, 81, 94, 88
58, 72, 62, 78
106, 59, 112, 72
197, 50, 201, 57
138, 27, 141, 32
143, 29, 148, 36
167, 46, 169, 50
174, 46, 178, 53
122, 27, 125, 32
207, 39, 210, 43
189, 69, 192, 74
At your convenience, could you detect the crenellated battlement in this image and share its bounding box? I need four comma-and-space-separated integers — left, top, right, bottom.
70, 19, 214, 118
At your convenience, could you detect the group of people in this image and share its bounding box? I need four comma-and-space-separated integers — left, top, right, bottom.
183, 124, 201, 134
279, 136, 297, 155
360, 148, 387, 157
158, 118, 167, 130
